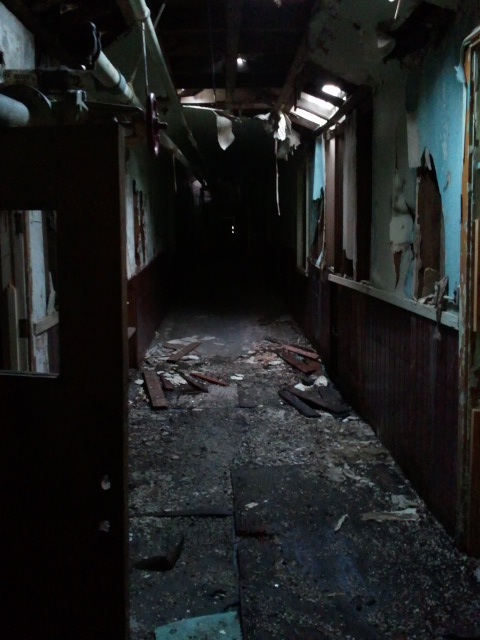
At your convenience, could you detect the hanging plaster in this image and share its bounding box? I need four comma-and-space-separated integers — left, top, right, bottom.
216, 114, 235, 151
371, 67, 415, 292
390, 171, 414, 293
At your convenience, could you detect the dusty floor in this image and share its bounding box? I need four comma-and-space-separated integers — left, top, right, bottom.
128, 279, 480, 640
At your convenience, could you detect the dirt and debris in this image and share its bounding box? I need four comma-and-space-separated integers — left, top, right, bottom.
129, 302, 480, 639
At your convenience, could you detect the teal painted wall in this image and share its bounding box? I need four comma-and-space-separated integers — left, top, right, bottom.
407, 9, 477, 296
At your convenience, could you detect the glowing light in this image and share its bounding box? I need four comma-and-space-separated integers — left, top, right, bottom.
321, 84, 344, 98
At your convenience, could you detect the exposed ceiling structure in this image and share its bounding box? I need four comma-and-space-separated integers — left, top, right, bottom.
1, 0, 459, 137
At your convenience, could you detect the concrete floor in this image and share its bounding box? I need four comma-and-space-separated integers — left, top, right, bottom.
128, 274, 480, 640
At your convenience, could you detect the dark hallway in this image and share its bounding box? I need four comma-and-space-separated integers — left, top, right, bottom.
3, 1, 480, 638
128, 266, 480, 639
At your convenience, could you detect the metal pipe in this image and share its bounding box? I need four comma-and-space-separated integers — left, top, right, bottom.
93, 51, 143, 109
123, 0, 204, 153
0, 93, 30, 126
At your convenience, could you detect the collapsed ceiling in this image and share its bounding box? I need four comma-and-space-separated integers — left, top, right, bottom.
0, 0, 459, 146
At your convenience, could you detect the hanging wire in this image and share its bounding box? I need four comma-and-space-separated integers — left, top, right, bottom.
130, 4, 166, 85
394, 0, 402, 20
141, 21, 149, 96
207, 0, 217, 105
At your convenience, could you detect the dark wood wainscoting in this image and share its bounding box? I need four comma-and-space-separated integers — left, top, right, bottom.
300, 271, 459, 536
127, 252, 171, 367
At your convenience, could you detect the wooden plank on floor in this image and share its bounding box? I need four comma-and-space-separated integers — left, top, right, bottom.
280, 344, 320, 360
191, 371, 228, 386
287, 385, 350, 416
143, 370, 168, 409
278, 388, 319, 417
279, 350, 321, 374
167, 341, 202, 362
159, 373, 174, 390
181, 372, 209, 392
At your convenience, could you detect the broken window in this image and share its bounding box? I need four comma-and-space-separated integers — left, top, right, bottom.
0, 210, 59, 374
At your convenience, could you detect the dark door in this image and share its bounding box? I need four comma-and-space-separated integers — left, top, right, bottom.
0, 125, 128, 639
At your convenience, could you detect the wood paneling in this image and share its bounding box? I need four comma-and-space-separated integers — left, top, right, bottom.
127, 251, 171, 367
302, 275, 459, 536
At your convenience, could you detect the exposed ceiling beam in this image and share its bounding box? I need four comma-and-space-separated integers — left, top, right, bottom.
273, 35, 306, 114
313, 86, 371, 136
311, 89, 345, 109
172, 72, 285, 90
225, 0, 243, 111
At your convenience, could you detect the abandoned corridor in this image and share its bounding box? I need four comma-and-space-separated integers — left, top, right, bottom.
128, 262, 480, 640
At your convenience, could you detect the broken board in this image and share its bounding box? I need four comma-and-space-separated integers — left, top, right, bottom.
191, 371, 228, 386
279, 350, 321, 374
181, 372, 209, 392
280, 343, 320, 360
143, 370, 168, 409
167, 341, 201, 362
278, 388, 319, 417
287, 385, 350, 416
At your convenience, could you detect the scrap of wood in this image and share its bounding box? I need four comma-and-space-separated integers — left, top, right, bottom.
280, 344, 320, 360
191, 371, 228, 386
361, 509, 419, 522
143, 370, 168, 409
287, 386, 349, 415
278, 388, 319, 418
167, 341, 201, 362
181, 372, 209, 392
279, 350, 321, 374
33, 310, 59, 336
159, 373, 174, 390
264, 336, 282, 344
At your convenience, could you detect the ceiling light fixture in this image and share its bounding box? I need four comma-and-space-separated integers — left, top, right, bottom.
321, 84, 344, 98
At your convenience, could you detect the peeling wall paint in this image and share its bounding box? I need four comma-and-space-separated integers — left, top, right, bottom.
371, 65, 416, 293
0, 3, 35, 70
405, 7, 478, 296
126, 142, 173, 279
310, 138, 325, 251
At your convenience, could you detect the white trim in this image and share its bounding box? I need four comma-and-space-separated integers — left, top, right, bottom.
328, 273, 459, 330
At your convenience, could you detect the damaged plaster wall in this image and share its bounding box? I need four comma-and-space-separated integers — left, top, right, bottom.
125, 142, 174, 279
370, 3, 477, 298
370, 65, 416, 293
0, 3, 35, 71
404, 4, 479, 297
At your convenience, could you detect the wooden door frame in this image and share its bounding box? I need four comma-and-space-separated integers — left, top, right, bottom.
0, 124, 128, 638
459, 39, 480, 556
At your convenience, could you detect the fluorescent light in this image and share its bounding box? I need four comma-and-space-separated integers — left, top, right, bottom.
321, 84, 344, 98
300, 92, 337, 114
291, 107, 327, 126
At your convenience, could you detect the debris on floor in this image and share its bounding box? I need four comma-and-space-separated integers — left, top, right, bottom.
129, 304, 480, 640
